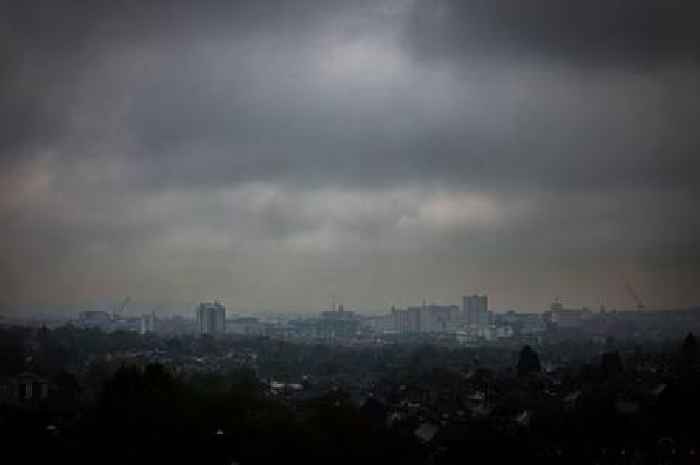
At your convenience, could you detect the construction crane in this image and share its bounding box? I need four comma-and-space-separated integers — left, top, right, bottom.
624, 282, 645, 311
112, 296, 131, 320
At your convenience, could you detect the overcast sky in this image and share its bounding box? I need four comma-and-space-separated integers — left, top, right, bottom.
2, 0, 699, 315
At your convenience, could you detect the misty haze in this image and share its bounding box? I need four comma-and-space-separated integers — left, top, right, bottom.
1, 1, 700, 464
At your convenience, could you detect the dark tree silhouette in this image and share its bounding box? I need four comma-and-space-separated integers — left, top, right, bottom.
600, 351, 623, 379
0, 328, 25, 376
517, 345, 541, 377
681, 332, 698, 372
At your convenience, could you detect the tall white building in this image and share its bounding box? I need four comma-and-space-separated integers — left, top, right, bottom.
140, 312, 156, 335
463, 294, 489, 328
196, 301, 226, 336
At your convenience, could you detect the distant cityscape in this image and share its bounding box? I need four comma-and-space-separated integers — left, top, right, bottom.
1, 293, 694, 347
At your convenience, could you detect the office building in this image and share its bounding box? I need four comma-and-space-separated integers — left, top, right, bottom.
196, 301, 226, 336
390, 303, 460, 334
463, 294, 489, 328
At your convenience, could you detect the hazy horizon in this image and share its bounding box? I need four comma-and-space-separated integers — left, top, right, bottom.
2, 0, 700, 314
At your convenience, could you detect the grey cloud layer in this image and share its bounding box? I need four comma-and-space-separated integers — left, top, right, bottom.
3, 0, 698, 190
407, 0, 700, 67
1, 1, 699, 311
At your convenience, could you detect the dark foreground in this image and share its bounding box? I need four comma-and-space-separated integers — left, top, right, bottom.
2, 326, 700, 464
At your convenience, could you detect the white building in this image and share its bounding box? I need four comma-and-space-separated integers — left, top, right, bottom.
140, 312, 156, 335
227, 317, 266, 336
546, 299, 592, 329
388, 303, 461, 334
463, 295, 489, 328
196, 301, 226, 336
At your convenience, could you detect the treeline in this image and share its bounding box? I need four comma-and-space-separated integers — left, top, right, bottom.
4, 364, 424, 465
2, 325, 700, 464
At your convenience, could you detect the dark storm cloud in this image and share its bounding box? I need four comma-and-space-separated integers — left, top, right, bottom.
406, 0, 700, 68
400, 0, 700, 191
2, 0, 698, 191
0, 0, 374, 158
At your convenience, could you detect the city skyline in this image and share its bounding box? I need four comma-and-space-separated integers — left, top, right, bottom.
0, 290, 685, 321
2, 1, 700, 313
